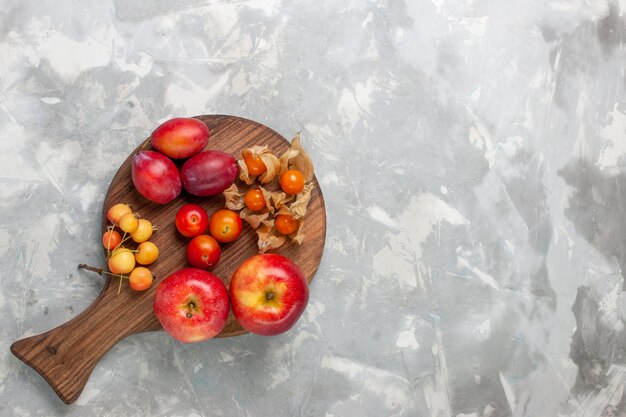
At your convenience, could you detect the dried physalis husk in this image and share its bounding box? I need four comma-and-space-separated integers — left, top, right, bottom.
274, 206, 305, 244
279, 148, 299, 175
271, 191, 295, 212
256, 219, 287, 253
276, 205, 294, 216
259, 186, 274, 213
289, 218, 305, 244
237, 159, 255, 185
239, 146, 280, 185
289, 182, 314, 219
223, 184, 245, 211
258, 153, 280, 184
240, 208, 270, 229
279, 133, 314, 181
233, 133, 316, 253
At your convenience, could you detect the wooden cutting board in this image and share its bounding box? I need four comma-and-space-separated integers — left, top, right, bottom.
10, 115, 326, 404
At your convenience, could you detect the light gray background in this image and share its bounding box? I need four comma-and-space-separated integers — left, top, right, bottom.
1, 0, 626, 416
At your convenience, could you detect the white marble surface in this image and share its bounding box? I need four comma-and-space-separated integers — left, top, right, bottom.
2, 0, 626, 415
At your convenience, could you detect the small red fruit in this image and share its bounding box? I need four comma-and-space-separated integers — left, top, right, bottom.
108, 248, 136, 274
129, 267, 153, 291
244, 189, 266, 211
243, 153, 267, 176
107, 204, 132, 225
280, 170, 305, 195
175, 204, 209, 237
209, 209, 242, 243
135, 241, 159, 265
102, 230, 122, 251
187, 235, 221, 269
118, 212, 139, 234
131, 218, 154, 243
275, 214, 298, 235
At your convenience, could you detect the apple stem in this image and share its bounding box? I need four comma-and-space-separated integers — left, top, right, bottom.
266, 292, 275, 300
185, 301, 196, 319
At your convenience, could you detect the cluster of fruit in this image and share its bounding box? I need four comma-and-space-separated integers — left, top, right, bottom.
154, 253, 309, 342
85, 117, 316, 342
142, 120, 315, 341
223, 134, 315, 252
132, 118, 238, 204
175, 203, 241, 268
102, 203, 159, 292
157, 200, 309, 342
242, 168, 304, 235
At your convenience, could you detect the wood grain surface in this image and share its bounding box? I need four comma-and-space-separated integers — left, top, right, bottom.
10, 115, 326, 404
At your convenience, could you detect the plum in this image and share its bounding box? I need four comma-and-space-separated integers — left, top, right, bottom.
181, 151, 237, 196
132, 150, 182, 204
151, 118, 210, 159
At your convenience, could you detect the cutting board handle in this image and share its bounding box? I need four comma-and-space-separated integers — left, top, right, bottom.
10, 281, 158, 404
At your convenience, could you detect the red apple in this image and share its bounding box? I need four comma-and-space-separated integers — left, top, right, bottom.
151, 117, 209, 159
153, 268, 229, 343
132, 150, 181, 204
229, 254, 309, 336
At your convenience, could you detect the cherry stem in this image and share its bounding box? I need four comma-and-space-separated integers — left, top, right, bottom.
112, 233, 131, 253
112, 231, 127, 253
78, 264, 128, 278
78, 264, 155, 279
78, 264, 106, 275
118, 274, 123, 296
105, 227, 115, 256
78, 264, 128, 297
